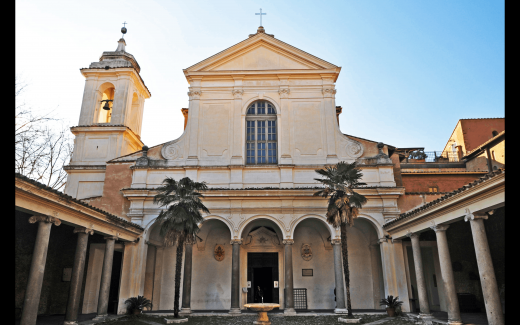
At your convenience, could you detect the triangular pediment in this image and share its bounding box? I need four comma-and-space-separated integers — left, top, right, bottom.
185, 33, 338, 72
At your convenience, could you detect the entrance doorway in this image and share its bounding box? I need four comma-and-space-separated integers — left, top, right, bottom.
247, 253, 279, 304
107, 250, 123, 314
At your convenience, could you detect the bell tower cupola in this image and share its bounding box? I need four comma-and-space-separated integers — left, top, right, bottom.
64, 26, 151, 199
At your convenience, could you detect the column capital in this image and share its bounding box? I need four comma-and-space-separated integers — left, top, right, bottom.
430, 224, 450, 232
73, 226, 94, 235
378, 237, 388, 244
29, 215, 61, 226
406, 231, 420, 239
278, 88, 290, 99
464, 208, 488, 222
187, 90, 202, 100
331, 238, 342, 245
104, 235, 119, 241
230, 239, 243, 245
232, 89, 244, 99
322, 88, 337, 98
282, 239, 294, 245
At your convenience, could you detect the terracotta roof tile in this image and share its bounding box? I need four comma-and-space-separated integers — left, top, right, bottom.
383, 168, 505, 229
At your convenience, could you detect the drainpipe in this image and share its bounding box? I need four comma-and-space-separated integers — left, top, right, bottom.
485, 147, 493, 172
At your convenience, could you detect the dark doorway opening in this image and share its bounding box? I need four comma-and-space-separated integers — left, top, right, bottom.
107, 250, 123, 314
247, 253, 279, 305
253, 267, 273, 302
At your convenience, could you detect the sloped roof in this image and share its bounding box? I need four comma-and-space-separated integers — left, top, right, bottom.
383, 168, 505, 229
15, 173, 144, 231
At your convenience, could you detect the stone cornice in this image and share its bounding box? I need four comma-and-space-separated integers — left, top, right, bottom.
63, 165, 106, 171
121, 187, 405, 199
79, 67, 151, 98
70, 125, 143, 147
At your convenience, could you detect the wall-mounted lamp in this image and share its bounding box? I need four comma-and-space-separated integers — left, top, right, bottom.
101, 99, 113, 111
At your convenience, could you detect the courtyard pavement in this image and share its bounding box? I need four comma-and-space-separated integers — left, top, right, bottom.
14, 310, 491, 324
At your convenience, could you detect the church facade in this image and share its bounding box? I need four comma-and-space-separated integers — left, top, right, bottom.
62, 26, 410, 315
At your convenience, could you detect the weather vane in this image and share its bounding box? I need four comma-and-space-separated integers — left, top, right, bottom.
255, 8, 266, 26
121, 21, 128, 38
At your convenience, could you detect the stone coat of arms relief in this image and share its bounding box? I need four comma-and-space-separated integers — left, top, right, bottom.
214, 244, 225, 261
301, 243, 313, 261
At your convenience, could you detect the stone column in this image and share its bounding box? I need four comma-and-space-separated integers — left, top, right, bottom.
431, 224, 462, 325
63, 227, 94, 325
332, 239, 347, 313
408, 232, 431, 317
92, 236, 117, 321
283, 239, 296, 315
231, 86, 244, 165
466, 211, 504, 325
229, 239, 242, 314
20, 215, 61, 325
179, 243, 193, 315
278, 84, 292, 164
369, 243, 382, 309
187, 88, 202, 164
322, 85, 338, 164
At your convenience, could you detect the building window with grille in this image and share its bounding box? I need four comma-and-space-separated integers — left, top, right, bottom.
428, 186, 439, 193
246, 101, 277, 164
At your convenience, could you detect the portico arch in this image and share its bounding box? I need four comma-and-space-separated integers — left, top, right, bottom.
356, 214, 385, 239
238, 215, 286, 240
289, 214, 336, 239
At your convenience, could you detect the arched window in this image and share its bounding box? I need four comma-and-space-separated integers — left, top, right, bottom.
246, 101, 277, 164
492, 130, 498, 137
97, 86, 114, 123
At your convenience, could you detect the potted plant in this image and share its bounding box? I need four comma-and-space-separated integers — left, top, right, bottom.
125, 295, 153, 315
408, 150, 427, 163
380, 295, 403, 317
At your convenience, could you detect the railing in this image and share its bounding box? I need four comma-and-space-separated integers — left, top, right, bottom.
405, 151, 462, 163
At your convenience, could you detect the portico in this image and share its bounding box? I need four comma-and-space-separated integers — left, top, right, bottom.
384, 169, 505, 325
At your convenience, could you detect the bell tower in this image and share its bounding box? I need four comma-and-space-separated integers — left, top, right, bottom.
64, 26, 151, 199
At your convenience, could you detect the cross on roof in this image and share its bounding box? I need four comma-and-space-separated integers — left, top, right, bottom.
122, 21, 127, 28
255, 8, 266, 26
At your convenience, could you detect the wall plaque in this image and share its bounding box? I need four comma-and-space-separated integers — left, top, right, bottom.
302, 269, 313, 276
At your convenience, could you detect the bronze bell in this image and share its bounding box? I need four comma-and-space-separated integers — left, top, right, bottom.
102, 100, 111, 111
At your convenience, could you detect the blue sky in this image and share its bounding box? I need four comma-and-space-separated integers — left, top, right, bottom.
16, 0, 504, 151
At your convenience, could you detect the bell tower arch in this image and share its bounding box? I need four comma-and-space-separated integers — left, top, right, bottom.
64, 32, 151, 199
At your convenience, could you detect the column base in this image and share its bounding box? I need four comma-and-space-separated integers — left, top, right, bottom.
416, 314, 434, 325
179, 308, 191, 315
229, 308, 242, 314
62, 321, 79, 325
334, 308, 348, 314
447, 321, 463, 325
92, 314, 108, 321
283, 308, 296, 315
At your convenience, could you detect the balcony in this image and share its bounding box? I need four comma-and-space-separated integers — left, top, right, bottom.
404, 150, 462, 163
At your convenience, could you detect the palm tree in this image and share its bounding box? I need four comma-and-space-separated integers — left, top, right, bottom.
313, 161, 367, 317
153, 177, 210, 318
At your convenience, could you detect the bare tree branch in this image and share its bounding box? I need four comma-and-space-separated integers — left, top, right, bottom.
15, 76, 73, 190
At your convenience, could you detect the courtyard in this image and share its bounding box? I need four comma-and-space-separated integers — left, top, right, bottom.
92, 314, 410, 325
14, 311, 492, 325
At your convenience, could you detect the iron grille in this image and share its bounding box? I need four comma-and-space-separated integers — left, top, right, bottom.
293, 288, 307, 310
